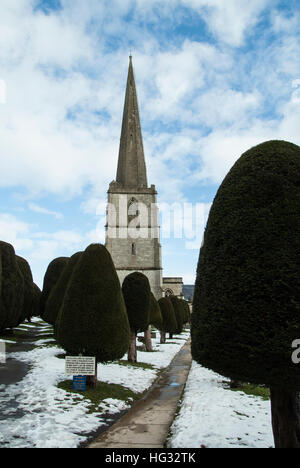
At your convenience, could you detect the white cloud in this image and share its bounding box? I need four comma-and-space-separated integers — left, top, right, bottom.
182, 0, 271, 46
0, 213, 33, 251
141, 40, 231, 122
80, 197, 107, 216
0, 80, 7, 104
192, 88, 262, 127
0, 1, 124, 196
28, 203, 63, 219
0, 0, 297, 201
271, 10, 300, 34
0, 211, 103, 287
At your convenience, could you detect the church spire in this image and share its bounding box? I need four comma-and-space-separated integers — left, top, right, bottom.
116, 56, 148, 188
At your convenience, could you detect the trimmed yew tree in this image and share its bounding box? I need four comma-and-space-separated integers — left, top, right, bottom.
122, 272, 151, 362
149, 293, 163, 330
44, 252, 82, 328
144, 293, 163, 351
0, 241, 24, 331
16, 256, 34, 324
169, 295, 183, 335
56, 244, 130, 387
158, 297, 177, 343
40, 257, 69, 320
181, 300, 191, 325
31, 283, 41, 320
191, 140, 300, 448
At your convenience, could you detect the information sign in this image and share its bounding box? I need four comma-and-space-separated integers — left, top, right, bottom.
65, 356, 96, 376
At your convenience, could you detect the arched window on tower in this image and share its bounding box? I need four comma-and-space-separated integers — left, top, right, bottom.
131, 243, 136, 256
128, 197, 139, 222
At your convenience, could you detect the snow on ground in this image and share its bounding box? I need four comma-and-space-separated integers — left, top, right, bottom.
0, 346, 104, 448
0, 324, 189, 448
99, 332, 189, 393
137, 333, 190, 369
168, 361, 274, 449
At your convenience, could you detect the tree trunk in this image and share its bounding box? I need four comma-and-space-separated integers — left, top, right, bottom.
160, 331, 166, 344
144, 326, 153, 352
230, 379, 242, 389
169, 333, 173, 339
270, 386, 300, 448
86, 360, 98, 388
128, 330, 137, 363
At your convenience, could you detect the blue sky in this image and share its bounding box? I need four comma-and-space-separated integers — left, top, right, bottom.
0, 0, 299, 287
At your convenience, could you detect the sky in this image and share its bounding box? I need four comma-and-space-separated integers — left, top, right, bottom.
0, 0, 299, 288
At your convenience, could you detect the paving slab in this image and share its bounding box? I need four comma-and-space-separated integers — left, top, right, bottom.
89, 338, 192, 449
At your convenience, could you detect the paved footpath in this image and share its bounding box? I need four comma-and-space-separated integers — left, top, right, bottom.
89, 338, 192, 449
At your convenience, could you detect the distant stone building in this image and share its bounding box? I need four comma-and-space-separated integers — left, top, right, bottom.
105, 57, 184, 299
163, 277, 183, 298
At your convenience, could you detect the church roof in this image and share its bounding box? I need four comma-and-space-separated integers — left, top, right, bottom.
116, 56, 148, 189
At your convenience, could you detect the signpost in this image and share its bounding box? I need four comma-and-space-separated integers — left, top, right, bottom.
65, 356, 96, 391
72, 375, 87, 391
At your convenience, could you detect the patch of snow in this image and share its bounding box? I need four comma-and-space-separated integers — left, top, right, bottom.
168, 362, 274, 449
34, 338, 57, 345
0, 331, 189, 448
99, 363, 157, 394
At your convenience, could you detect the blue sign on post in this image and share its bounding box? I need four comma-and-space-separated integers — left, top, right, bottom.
72, 375, 87, 391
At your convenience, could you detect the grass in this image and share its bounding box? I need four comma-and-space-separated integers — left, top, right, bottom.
227, 382, 270, 401
58, 379, 144, 414
115, 359, 156, 370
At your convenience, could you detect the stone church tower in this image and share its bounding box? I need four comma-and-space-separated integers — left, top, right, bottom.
105, 56, 163, 299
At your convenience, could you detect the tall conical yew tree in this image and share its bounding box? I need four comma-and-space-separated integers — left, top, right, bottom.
122, 272, 151, 362
191, 140, 300, 448
44, 252, 82, 328
56, 244, 130, 387
169, 295, 183, 335
0, 241, 24, 331
144, 293, 162, 352
181, 300, 191, 325
158, 297, 177, 344
16, 256, 34, 324
40, 257, 69, 320
31, 283, 41, 321
149, 293, 163, 331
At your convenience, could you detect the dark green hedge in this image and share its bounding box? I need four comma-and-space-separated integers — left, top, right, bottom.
181, 300, 191, 324
0, 241, 24, 330
149, 293, 162, 330
122, 272, 151, 333
169, 296, 184, 334
158, 297, 177, 334
40, 257, 69, 319
44, 252, 82, 327
31, 283, 41, 319
56, 244, 130, 362
16, 256, 34, 323
191, 140, 300, 390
